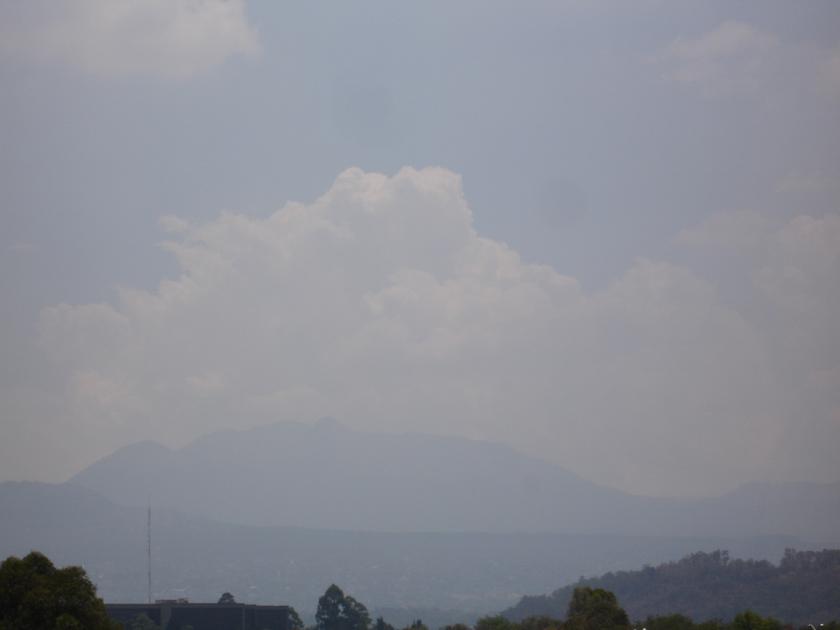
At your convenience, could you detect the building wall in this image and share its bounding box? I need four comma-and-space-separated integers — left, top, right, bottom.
167, 604, 244, 629
106, 602, 289, 630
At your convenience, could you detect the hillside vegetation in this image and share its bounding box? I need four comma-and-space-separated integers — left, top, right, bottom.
503, 549, 840, 626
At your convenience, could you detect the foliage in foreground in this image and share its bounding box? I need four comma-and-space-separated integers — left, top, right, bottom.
306, 583, 839, 630
475, 587, 840, 630
3, 550, 839, 630
0, 551, 119, 630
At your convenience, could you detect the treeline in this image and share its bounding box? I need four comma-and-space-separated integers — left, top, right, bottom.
3, 550, 839, 630
294, 583, 840, 630
503, 549, 840, 626
308, 583, 840, 630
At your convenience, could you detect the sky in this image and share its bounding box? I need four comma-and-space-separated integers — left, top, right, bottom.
1, 0, 839, 497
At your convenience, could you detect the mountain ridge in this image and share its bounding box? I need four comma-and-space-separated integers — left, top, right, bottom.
68, 420, 840, 543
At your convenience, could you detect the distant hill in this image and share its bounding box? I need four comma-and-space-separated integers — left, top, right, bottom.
69, 420, 840, 543
0, 481, 805, 624
502, 549, 840, 625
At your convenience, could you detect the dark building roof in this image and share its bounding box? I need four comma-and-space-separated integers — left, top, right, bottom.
106, 601, 290, 630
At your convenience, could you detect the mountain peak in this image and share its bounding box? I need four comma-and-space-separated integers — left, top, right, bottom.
65, 422, 840, 543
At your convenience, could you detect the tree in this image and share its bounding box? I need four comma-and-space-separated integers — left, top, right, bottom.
0, 551, 119, 630
343, 595, 371, 630
289, 606, 305, 630
317, 585, 345, 630
316, 584, 371, 630
218, 592, 237, 605
517, 616, 563, 630
374, 617, 395, 630
565, 587, 630, 630
475, 616, 516, 630
730, 611, 783, 630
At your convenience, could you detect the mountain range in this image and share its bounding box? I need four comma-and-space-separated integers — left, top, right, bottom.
2, 420, 839, 623
69, 419, 840, 543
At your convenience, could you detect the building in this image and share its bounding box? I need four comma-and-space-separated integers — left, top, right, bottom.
106, 601, 291, 630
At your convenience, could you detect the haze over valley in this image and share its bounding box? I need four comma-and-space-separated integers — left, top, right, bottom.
2, 421, 838, 622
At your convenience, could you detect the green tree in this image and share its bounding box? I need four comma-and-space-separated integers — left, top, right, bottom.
217, 592, 237, 605
401, 620, 428, 630
317, 585, 345, 630
565, 587, 630, 630
475, 616, 517, 630
343, 595, 371, 630
374, 617, 395, 630
518, 615, 563, 630
316, 585, 371, 630
288, 606, 305, 630
730, 611, 783, 630
0, 551, 119, 630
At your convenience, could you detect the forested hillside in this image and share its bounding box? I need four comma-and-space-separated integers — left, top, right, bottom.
503, 549, 840, 625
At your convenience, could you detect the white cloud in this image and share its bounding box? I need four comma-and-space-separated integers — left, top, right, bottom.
0, 0, 259, 78
160, 215, 192, 234
659, 21, 777, 96
755, 214, 840, 359
676, 208, 773, 254
678, 210, 840, 323
679, 210, 840, 478
29, 167, 833, 496
658, 20, 840, 100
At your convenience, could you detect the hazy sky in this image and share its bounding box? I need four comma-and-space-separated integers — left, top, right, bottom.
1, 0, 839, 497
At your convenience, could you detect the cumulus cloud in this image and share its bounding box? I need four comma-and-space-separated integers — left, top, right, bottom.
678, 209, 840, 323
679, 210, 840, 479
660, 21, 778, 95
27, 167, 839, 496
657, 20, 840, 99
0, 0, 259, 78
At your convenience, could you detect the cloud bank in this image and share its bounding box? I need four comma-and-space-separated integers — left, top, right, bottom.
25, 167, 839, 496
658, 20, 840, 99
0, 0, 258, 78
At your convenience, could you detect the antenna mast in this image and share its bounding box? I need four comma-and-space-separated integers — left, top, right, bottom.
147, 499, 152, 604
